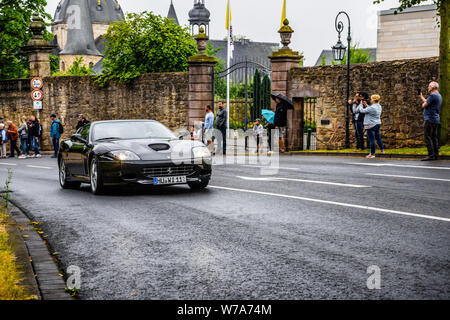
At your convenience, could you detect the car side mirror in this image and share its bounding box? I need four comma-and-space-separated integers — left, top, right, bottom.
71, 133, 87, 144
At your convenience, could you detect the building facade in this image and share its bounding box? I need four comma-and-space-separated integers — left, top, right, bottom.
376, 4, 440, 61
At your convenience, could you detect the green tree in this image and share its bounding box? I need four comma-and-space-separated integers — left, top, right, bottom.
0, 0, 52, 79
261, 74, 271, 109
373, 0, 448, 143
253, 69, 262, 119
53, 57, 93, 76
95, 12, 198, 86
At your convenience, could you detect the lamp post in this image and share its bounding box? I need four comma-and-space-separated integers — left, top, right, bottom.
332, 11, 351, 149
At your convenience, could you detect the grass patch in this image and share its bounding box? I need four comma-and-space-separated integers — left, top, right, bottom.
0, 210, 30, 300
295, 145, 450, 156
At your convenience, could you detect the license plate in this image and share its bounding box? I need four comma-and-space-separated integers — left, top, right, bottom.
153, 176, 187, 185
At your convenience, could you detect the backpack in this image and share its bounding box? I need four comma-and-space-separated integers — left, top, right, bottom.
58, 122, 64, 134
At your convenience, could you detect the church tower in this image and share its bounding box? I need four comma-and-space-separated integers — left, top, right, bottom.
189, 0, 210, 37
52, 0, 124, 71
167, 0, 179, 26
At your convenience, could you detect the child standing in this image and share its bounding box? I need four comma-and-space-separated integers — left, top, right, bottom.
253, 119, 264, 154
0, 124, 8, 158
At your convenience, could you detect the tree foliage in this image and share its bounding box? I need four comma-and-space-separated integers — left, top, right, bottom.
0, 0, 52, 79
95, 12, 198, 87
53, 57, 93, 76
373, 0, 441, 13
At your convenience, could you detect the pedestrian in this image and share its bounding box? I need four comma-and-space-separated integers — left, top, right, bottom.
253, 118, 263, 154
0, 124, 8, 158
204, 105, 214, 153
6, 121, 21, 158
76, 114, 90, 130
50, 114, 62, 158
215, 101, 227, 155
358, 94, 385, 159
267, 121, 275, 154
419, 81, 442, 161
18, 116, 29, 159
349, 92, 365, 150
274, 97, 288, 153
28, 115, 42, 158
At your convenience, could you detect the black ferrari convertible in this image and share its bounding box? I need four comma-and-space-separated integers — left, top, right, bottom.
58, 120, 212, 195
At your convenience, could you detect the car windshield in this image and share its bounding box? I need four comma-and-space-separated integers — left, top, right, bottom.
92, 121, 176, 141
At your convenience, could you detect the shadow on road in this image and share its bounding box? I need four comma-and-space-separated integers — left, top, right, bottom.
75, 183, 213, 198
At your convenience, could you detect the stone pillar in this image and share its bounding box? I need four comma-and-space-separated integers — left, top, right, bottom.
187, 27, 217, 127
269, 19, 303, 151
22, 13, 55, 77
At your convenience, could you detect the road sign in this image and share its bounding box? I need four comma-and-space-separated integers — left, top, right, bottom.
31, 89, 44, 101
31, 77, 43, 90
33, 101, 43, 110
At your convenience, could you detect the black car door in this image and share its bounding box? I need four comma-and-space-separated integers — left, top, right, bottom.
71, 125, 91, 177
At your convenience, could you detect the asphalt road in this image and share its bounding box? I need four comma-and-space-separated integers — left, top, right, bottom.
0, 155, 449, 300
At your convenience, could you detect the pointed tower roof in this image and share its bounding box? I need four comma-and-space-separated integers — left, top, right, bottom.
53, 0, 124, 25
167, 0, 179, 25
59, 0, 102, 56
89, 0, 124, 24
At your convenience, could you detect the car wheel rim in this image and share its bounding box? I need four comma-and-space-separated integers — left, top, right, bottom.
91, 161, 97, 192
59, 161, 66, 185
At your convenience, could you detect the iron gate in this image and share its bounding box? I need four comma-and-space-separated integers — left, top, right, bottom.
213, 57, 271, 131
303, 97, 317, 150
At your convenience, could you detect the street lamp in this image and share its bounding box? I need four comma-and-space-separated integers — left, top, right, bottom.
332, 11, 351, 149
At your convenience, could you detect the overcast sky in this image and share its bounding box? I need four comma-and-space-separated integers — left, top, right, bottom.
45, 0, 434, 66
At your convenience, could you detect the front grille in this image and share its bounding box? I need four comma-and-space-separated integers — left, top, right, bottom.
142, 165, 195, 177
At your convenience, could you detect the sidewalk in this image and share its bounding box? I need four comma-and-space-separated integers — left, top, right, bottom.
287, 151, 450, 160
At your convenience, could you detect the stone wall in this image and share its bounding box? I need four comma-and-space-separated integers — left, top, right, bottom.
0, 72, 189, 150
288, 57, 442, 149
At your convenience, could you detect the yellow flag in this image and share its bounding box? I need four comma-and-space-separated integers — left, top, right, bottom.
281, 0, 286, 27
226, 0, 232, 31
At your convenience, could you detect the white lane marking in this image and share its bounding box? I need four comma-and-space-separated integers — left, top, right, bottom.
0, 163, 17, 166
346, 162, 450, 170
243, 165, 303, 171
236, 176, 369, 188
26, 165, 53, 170
210, 185, 450, 222
367, 173, 450, 182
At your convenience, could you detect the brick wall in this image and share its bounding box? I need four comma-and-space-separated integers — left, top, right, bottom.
0, 72, 189, 150
288, 57, 442, 149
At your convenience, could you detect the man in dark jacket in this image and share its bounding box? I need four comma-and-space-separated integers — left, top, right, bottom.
274, 97, 288, 153
27, 115, 41, 158
215, 101, 227, 155
349, 92, 365, 150
76, 114, 90, 130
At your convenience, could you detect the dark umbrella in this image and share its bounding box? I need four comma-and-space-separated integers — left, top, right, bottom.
271, 93, 294, 109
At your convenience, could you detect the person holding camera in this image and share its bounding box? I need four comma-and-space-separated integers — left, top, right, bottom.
349, 92, 365, 150
358, 94, 385, 159
419, 82, 442, 161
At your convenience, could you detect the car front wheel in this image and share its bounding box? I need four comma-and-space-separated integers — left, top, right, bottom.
59, 159, 81, 190
90, 157, 105, 195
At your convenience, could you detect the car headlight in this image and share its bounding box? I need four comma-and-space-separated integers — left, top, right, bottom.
192, 146, 211, 159
107, 150, 141, 161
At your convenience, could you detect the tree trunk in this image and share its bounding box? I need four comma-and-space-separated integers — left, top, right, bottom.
439, 0, 449, 144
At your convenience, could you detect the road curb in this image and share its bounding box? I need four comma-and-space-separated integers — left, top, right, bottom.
7, 202, 74, 300
285, 152, 450, 160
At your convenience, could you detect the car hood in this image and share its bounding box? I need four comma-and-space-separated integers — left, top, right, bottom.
94, 138, 206, 161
